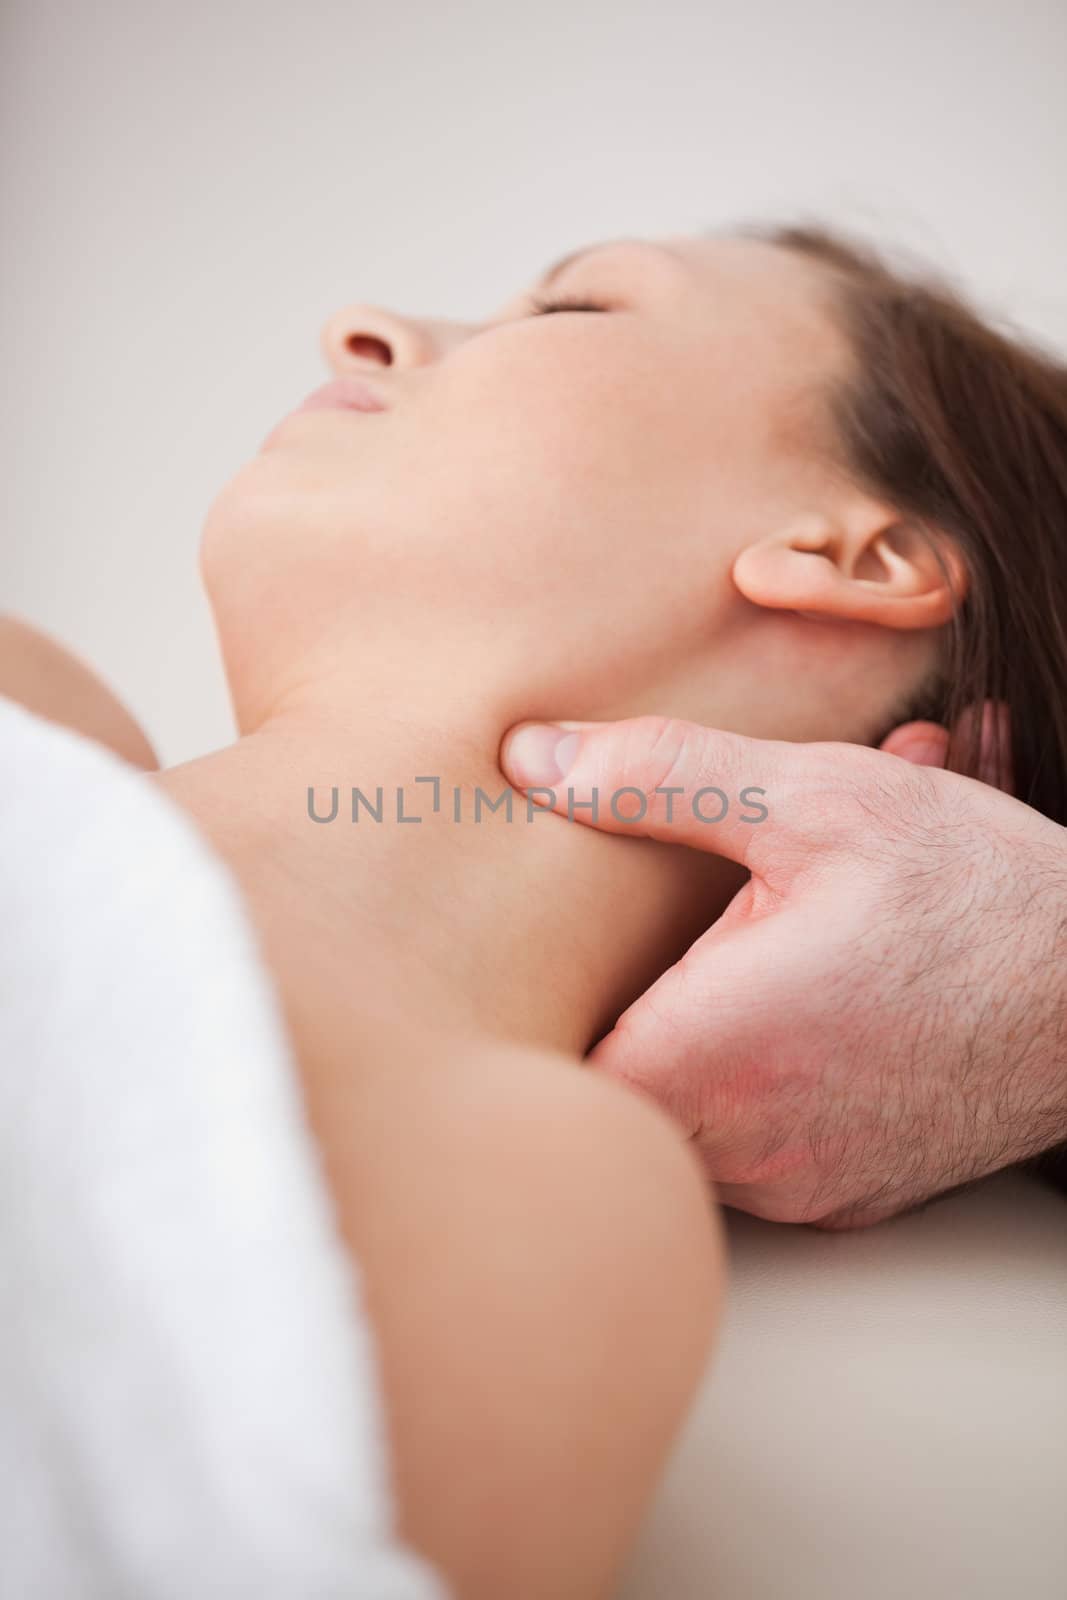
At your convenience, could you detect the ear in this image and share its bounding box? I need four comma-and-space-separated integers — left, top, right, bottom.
731, 503, 968, 629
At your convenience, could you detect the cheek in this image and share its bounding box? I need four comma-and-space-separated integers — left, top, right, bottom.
407, 330, 711, 592
198, 327, 750, 695
394, 337, 739, 698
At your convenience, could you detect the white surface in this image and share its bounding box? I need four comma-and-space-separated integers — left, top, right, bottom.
620, 1168, 1067, 1600
0, 696, 449, 1600
2, 1, 1065, 764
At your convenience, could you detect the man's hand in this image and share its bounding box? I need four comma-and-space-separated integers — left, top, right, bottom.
499, 713, 1067, 1230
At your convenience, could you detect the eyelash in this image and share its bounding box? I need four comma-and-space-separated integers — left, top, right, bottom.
527, 295, 610, 317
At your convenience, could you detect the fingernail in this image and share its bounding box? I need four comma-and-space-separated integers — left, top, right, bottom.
503, 724, 582, 787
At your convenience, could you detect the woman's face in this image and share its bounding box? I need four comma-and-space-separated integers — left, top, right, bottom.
202, 234, 920, 735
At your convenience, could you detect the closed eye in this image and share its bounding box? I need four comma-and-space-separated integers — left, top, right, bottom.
527, 295, 611, 316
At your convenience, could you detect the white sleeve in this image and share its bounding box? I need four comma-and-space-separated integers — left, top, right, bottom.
0, 695, 450, 1600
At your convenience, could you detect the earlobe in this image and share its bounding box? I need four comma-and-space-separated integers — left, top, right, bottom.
732, 512, 968, 631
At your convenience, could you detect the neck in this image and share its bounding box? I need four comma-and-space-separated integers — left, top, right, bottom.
152, 670, 745, 1064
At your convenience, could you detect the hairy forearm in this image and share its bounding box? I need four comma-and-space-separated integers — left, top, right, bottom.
1009, 857, 1067, 1190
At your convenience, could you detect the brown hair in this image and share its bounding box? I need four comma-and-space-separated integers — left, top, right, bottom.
729, 218, 1067, 826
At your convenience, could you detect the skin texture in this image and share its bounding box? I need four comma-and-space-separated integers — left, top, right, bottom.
156, 235, 991, 1586
165, 232, 975, 1590
0, 616, 158, 770
3, 232, 1007, 1590
499, 711, 1067, 1232
201, 233, 961, 749
182, 233, 974, 1067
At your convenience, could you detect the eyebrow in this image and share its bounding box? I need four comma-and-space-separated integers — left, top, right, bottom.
536, 237, 687, 289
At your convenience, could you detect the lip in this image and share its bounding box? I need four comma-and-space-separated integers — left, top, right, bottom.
261, 375, 388, 449
291, 375, 388, 415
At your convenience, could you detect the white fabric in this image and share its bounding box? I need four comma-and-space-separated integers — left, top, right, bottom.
0, 696, 450, 1600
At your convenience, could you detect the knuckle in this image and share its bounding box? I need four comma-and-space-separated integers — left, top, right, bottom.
621, 714, 702, 799
801, 741, 922, 848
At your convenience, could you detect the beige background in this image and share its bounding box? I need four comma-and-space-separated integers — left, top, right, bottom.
2, 0, 1065, 765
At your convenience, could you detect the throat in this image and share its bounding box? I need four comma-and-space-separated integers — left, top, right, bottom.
150, 701, 744, 1063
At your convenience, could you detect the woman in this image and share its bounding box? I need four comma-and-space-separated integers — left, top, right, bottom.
5, 220, 1066, 1598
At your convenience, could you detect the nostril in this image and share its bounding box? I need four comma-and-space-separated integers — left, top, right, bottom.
345, 333, 394, 366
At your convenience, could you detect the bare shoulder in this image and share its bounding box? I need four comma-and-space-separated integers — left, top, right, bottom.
0, 614, 159, 770
321, 1004, 718, 1222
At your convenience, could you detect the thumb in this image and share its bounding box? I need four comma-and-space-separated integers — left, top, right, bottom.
498, 713, 802, 873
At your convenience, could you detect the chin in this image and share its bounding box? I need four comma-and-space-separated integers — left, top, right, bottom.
200, 456, 313, 586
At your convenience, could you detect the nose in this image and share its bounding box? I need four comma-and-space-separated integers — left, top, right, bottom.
319, 302, 474, 375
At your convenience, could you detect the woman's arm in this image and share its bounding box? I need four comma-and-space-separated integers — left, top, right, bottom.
296, 1009, 728, 1600
0, 615, 159, 770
